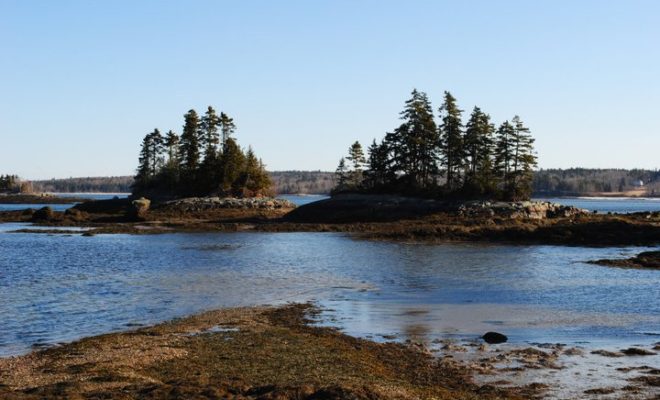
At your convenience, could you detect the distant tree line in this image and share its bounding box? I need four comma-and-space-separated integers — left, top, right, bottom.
534, 168, 660, 196
18, 168, 660, 197
270, 171, 336, 194
31, 176, 133, 193
133, 106, 272, 198
335, 90, 538, 200
0, 174, 19, 193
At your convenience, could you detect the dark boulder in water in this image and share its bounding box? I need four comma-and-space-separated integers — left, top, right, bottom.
482, 332, 508, 344
589, 251, 660, 269
621, 347, 656, 356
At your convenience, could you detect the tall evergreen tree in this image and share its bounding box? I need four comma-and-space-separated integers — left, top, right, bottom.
438, 91, 464, 190
509, 116, 537, 199
346, 141, 366, 187
199, 107, 222, 193
463, 107, 495, 195
242, 147, 272, 195
335, 157, 349, 190
162, 130, 180, 190
219, 137, 246, 195
494, 120, 515, 197
384, 89, 438, 188
134, 129, 165, 192
219, 112, 236, 149
364, 139, 390, 189
179, 109, 201, 175
200, 106, 221, 158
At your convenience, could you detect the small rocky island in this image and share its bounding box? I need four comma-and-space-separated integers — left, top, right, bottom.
589, 250, 660, 269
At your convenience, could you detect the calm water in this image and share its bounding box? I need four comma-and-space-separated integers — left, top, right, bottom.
535, 196, 660, 213
0, 193, 128, 212
0, 223, 658, 357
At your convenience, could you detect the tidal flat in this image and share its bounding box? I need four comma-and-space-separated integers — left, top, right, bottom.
1, 304, 658, 399
0, 225, 659, 398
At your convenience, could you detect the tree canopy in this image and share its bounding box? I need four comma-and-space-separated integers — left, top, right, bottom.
336, 89, 538, 201
132, 107, 272, 198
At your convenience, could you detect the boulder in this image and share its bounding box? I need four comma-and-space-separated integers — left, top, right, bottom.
130, 197, 151, 220
31, 206, 54, 221
482, 331, 508, 344
622, 347, 657, 356
64, 207, 88, 221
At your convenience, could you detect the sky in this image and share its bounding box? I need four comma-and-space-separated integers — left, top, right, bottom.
1, 0, 658, 179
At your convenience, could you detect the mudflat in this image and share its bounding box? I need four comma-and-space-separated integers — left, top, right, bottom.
0, 304, 535, 400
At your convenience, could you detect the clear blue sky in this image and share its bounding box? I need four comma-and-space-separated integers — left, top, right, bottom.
1, 0, 658, 179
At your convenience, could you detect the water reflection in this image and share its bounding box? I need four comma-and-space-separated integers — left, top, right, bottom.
0, 229, 658, 356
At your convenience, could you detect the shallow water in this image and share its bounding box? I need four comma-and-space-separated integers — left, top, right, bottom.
0, 193, 128, 212
535, 196, 660, 213
0, 225, 658, 357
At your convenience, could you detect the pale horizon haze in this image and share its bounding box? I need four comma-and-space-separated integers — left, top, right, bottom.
1, 0, 658, 180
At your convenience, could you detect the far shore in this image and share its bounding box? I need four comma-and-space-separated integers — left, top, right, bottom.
0, 193, 93, 204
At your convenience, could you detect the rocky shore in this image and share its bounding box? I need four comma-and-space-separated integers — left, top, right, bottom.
1, 304, 657, 400
0, 304, 520, 400
1, 194, 659, 246
589, 250, 660, 269
283, 194, 587, 223
158, 196, 297, 212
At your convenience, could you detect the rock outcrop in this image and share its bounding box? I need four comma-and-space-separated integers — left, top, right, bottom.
589, 251, 660, 269
458, 201, 587, 220
286, 194, 588, 224
31, 206, 54, 221
158, 197, 296, 213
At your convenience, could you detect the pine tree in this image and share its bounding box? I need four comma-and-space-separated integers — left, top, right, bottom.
219, 137, 246, 195
162, 130, 180, 190
364, 139, 390, 189
219, 112, 236, 149
494, 120, 515, 198
199, 107, 222, 193
383, 89, 438, 189
134, 129, 164, 193
335, 157, 349, 191
346, 141, 366, 188
242, 147, 272, 196
509, 116, 537, 199
438, 91, 464, 190
463, 107, 495, 195
178, 109, 201, 192
200, 106, 221, 158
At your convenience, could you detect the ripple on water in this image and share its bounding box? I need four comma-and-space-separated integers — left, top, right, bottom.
0, 230, 658, 358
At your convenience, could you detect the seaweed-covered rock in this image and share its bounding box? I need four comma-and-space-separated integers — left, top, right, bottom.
64, 207, 89, 222
31, 206, 54, 221
130, 197, 151, 220
589, 251, 660, 269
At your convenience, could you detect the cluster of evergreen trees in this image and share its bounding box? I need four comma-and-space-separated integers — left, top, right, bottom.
336, 90, 538, 200
133, 107, 272, 198
0, 174, 18, 192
